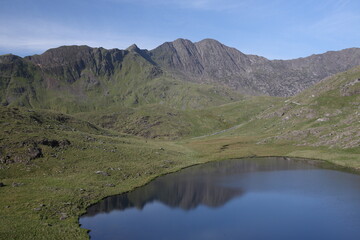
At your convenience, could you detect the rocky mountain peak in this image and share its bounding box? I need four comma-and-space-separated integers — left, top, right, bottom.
2, 39, 360, 98
126, 44, 140, 52
0, 54, 22, 64
195, 38, 222, 46
173, 38, 193, 45
150, 39, 360, 96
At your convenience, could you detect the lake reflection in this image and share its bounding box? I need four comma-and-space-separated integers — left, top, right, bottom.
80, 157, 360, 240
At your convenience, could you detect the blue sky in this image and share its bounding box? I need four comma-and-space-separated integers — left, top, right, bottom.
0, 0, 359, 59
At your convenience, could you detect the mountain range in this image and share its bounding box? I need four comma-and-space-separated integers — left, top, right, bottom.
1, 38, 359, 239
1, 38, 360, 112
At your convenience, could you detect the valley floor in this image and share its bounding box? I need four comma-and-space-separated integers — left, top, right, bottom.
1, 129, 359, 240
1, 66, 359, 239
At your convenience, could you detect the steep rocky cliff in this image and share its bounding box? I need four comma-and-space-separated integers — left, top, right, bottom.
151, 38, 360, 96
1, 39, 359, 111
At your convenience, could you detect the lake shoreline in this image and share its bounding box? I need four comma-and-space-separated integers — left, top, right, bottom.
80, 155, 360, 240
78, 154, 360, 237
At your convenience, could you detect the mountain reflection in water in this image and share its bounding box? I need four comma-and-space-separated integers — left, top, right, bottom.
84, 157, 316, 216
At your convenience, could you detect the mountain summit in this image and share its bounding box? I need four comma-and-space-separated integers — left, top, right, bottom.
1, 38, 360, 110
150, 39, 360, 96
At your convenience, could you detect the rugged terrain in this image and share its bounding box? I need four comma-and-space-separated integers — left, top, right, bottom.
187, 66, 359, 168
1, 39, 360, 113
152, 39, 360, 96
0, 40, 359, 239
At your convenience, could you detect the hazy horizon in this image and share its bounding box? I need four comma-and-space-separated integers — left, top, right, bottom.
1, 0, 360, 59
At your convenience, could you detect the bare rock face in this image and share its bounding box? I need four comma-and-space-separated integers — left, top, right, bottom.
340, 78, 360, 96
150, 38, 360, 96
27, 147, 43, 160
1, 39, 360, 108
26, 46, 127, 83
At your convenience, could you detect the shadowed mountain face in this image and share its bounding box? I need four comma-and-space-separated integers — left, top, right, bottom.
1, 39, 359, 111
25, 44, 161, 86
26, 45, 159, 83
151, 39, 360, 96
0, 45, 164, 111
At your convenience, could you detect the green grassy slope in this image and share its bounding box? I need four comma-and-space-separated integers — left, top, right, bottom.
245, 65, 360, 149
0, 63, 359, 240
187, 66, 359, 168
75, 95, 279, 139
0, 54, 44, 108
0, 106, 203, 239
1, 51, 244, 114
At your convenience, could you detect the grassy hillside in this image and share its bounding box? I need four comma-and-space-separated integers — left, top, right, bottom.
186, 66, 360, 169
0, 106, 203, 239
0, 66, 359, 239
75, 95, 279, 139
1, 51, 244, 114
243, 65, 360, 150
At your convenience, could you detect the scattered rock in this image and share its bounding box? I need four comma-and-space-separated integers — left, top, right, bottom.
59, 139, 71, 147
163, 160, 173, 164
316, 117, 329, 122
28, 147, 43, 160
29, 115, 43, 124
305, 113, 316, 119
85, 136, 96, 141
12, 182, 24, 187
95, 171, 110, 176
105, 183, 115, 187
59, 213, 68, 220
33, 207, 42, 211
56, 115, 70, 123
39, 139, 60, 147
341, 78, 360, 96
38, 138, 70, 148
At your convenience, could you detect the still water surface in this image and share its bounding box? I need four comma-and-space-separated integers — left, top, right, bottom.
80, 157, 360, 240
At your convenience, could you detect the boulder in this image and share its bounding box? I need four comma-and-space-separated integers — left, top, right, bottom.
95, 171, 110, 176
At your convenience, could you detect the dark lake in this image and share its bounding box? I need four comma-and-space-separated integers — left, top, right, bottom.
80, 157, 360, 240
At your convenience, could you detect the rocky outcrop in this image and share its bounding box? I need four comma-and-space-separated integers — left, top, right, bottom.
150, 38, 360, 96
26, 46, 127, 83
1, 39, 360, 108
